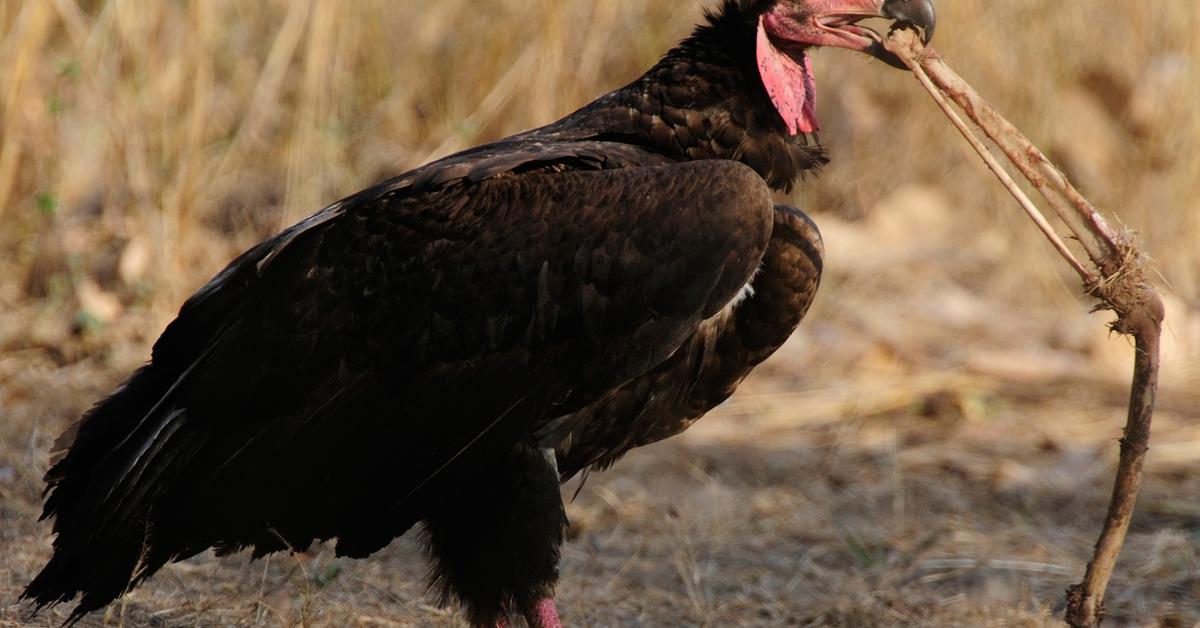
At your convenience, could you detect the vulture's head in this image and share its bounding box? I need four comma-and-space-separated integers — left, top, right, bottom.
743, 0, 936, 134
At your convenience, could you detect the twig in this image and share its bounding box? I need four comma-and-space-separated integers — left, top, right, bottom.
892, 49, 1091, 279
883, 28, 1165, 628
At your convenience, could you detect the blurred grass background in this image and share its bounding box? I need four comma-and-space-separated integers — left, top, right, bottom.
1, 1, 1198, 626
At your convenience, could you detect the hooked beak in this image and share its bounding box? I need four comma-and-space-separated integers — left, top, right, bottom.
871, 0, 937, 68
883, 0, 936, 44
760, 0, 936, 69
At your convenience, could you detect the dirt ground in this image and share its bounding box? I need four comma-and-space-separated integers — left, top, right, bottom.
2, 1, 1199, 626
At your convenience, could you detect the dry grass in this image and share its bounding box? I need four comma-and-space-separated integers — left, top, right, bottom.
1, 1, 1198, 626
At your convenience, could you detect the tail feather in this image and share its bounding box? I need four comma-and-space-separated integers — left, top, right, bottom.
39, 365, 168, 521
21, 361, 207, 622
23, 209, 332, 621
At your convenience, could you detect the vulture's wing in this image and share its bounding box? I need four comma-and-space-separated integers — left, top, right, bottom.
26, 146, 775, 619
548, 204, 824, 477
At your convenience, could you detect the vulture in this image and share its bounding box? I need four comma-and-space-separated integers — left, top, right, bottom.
24, 0, 935, 626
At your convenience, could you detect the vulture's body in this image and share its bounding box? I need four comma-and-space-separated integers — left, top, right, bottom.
25, 1, 935, 625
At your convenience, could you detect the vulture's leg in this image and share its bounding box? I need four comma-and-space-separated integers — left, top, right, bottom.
424, 441, 566, 628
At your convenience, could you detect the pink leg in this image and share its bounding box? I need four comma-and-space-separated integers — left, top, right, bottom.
523, 598, 563, 628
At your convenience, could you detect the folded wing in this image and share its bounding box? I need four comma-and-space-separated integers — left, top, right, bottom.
25, 145, 777, 621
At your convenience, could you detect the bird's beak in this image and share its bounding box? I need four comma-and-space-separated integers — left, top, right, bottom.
869, 0, 936, 68
760, 0, 936, 70
884, 0, 936, 44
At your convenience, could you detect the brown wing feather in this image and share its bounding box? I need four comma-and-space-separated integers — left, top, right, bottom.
546, 203, 824, 478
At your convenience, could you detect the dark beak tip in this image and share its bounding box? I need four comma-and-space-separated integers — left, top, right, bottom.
883, 0, 937, 45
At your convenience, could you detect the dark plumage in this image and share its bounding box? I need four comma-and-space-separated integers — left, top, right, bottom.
24, 0, 934, 626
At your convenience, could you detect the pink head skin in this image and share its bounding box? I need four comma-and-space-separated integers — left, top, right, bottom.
755, 0, 936, 134
756, 18, 819, 135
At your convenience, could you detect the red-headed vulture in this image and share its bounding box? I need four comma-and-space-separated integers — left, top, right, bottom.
24, 1, 935, 625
